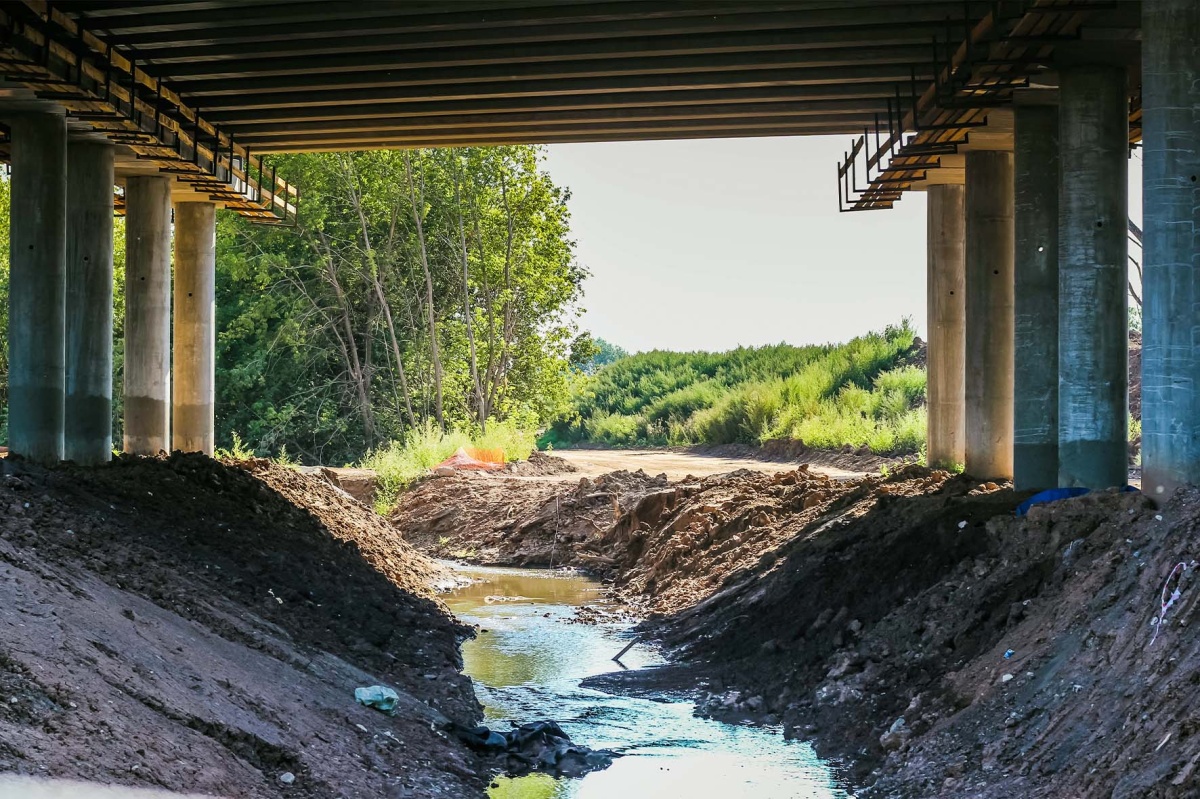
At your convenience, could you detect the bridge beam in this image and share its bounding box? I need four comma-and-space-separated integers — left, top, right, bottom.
172, 202, 217, 456
1142, 0, 1200, 497
7, 112, 68, 464
964, 150, 1015, 481
123, 176, 173, 456
65, 141, 116, 465
926, 183, 966, 470
1057, 64, 1128, 489
1012, 101, 1060, 491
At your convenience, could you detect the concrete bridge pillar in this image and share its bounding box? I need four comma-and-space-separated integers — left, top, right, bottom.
1012, 102, 1060, 490
7, 112, 68, 463
1142, 0, 1200, 497
172, 202, 217, 455
1057, 65, 1128, 489
926, 183, 966, 470
964, 150, 1015, 480
123, 176, 173, 455
65, 141, 116, 464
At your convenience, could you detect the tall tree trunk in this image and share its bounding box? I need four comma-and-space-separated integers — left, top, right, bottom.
404, 151, 445, 429
317, 232, 375, 444
344, 153, 418, 429
374, 279, 417, 428
453, 156, 487, 428
487, 169, 518, 415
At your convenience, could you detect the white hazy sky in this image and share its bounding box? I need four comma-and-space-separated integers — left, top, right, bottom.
543, 137, 1143, 354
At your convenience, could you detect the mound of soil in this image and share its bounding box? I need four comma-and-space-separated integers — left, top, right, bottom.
502, 451, 578, 477
597, 465, 957, 616
392, 469, 668, 568
623, 477, 1200, 798
0, 453, 486, 798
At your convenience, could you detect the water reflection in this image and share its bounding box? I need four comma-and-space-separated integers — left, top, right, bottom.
445, 564, 851, 799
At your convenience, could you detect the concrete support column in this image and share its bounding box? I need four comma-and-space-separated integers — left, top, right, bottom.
926, 183, 966, 469
1013, 103, 1061, 490
1142, 0, 1200, 497
172, 202, 217, 455
7, 112, 68, 463
65, 141, 116, 464
964, 150, 1015, 480
1057, 65, 1129, 488
123, 176, 172, 455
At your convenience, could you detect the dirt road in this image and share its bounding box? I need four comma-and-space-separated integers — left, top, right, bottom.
549, 448, 863, 480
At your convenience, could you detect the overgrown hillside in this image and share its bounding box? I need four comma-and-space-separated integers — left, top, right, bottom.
545, 323, 926, 455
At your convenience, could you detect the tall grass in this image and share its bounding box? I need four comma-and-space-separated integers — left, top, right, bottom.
544, 322, 926, 456
363, 419, 535, 513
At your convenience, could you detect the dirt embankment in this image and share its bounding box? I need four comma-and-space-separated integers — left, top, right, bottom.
395, 450, 1200, 797
595, 465, 955, 615
0, 453, 487, 798
393, 467, 669, 569
617, 472, 1200, 798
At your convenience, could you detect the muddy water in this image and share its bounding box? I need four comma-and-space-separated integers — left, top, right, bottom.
444, 565, 852, 799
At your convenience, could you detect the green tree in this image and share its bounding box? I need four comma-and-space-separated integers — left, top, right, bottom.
215, 145, 586, 463
585, 337, 629, 374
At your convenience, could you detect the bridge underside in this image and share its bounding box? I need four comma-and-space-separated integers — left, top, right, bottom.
1, 0, 1199, 501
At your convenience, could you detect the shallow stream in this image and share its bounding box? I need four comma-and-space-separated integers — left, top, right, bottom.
444, 565, 852, 799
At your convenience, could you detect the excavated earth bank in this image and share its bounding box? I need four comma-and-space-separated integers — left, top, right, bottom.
397, 459, 1200, 797
392, 465, 670, 569
0, 453, 487, 798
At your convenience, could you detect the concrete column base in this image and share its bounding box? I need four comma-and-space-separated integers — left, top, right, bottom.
65, 141, 116, 465
1057, 65, 1129, 489
964, 150, 1015, 481
123, 176, 173, 455
172, 202, 217, 455
926, 184, 966, 469
7, 112, 68, 463
1013, 102, 1060, 491
1141, 0, 1200, 497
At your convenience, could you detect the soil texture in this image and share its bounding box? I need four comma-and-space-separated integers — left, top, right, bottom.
396, 447, 1200, 798
392, 469, 669, 568
624, 475, 1200, 798
0, 453, 486, 798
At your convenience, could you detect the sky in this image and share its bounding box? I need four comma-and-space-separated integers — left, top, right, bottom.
542, 137, 1144, 354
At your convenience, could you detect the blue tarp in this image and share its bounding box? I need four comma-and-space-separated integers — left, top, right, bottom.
1015, 485, 1139, 516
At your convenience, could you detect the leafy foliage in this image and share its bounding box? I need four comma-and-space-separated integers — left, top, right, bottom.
545, 322, 926, 455
216, 146, 584, 463
583, 337, 629, 374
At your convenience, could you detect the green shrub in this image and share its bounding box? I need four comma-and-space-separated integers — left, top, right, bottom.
552, 321, 928, 456
585, 411, 644, 446
364, 419, 535, 514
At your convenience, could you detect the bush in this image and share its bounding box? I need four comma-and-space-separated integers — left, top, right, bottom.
364, 419, 535, 513
585, 411, 645, 446
553, 321, 927, 456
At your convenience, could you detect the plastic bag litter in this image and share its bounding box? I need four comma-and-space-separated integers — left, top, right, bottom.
355, 685, 400, 714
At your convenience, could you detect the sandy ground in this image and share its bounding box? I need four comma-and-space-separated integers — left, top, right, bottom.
550, 448, 862, 481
